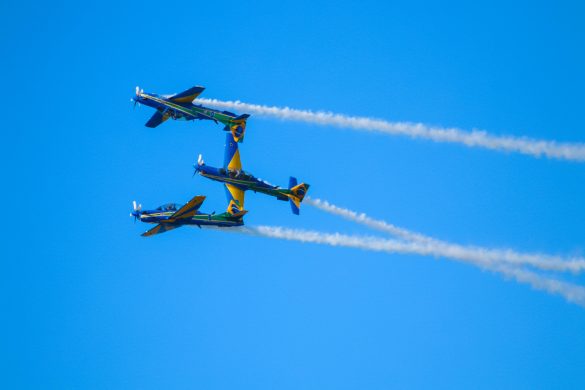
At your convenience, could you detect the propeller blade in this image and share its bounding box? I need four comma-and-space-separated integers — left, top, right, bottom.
133, 200, 137, 211
135, 86, 140, 95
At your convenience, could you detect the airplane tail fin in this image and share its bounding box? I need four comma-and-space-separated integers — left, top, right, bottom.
288, 177, 310, 215
226, 114, 250, 143
227, 199, 248, 219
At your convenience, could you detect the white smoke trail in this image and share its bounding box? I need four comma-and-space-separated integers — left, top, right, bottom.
305, 197, 585, 273
196, 98, 585, 162
236, 225, 585, 307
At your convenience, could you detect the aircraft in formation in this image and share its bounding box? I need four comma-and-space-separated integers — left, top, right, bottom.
130, 197, 247, 237
131, 85, 310, 237
195, 133, 310, 215
131, 85, 249, 142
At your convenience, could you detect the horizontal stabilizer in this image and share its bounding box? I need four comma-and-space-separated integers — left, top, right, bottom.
234, 114, 250, 121
289, 198, 300, 215
231, 209, 248, 218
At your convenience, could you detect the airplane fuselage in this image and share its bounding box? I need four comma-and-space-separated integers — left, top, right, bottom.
197, 165, 291, 201
138, 209, 243, 227
136, 92, 239, 126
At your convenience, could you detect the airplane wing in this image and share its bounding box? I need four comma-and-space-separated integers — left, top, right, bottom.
145, 110, 170, 128
225, 184, 245, 208
169, 86, 205, 103
169, 195, 206, 220
223, 133, 242, 170
142, 223, 181, 237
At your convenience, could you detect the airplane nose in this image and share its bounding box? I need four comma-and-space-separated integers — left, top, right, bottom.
131, 201, 142, 222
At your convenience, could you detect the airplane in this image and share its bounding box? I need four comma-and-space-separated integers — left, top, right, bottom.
131, 85, 250, 142
130, 195, 247, 237
194, 132, 310, 215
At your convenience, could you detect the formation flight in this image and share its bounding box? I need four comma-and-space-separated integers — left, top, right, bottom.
195, 133, 310, 215
131, 86, 250, 142
130, 195, 247, 237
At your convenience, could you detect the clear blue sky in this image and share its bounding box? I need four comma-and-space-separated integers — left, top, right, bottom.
2, 0, 585, 388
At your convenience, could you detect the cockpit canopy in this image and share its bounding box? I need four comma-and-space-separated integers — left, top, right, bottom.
218, 168, 254, 181
221, 169, 275, 187
155, 203, 178, 212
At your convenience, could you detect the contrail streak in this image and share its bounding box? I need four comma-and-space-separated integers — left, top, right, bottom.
196, 98, 585, 162
305, 197, 585, 273
234, 225, 585, 307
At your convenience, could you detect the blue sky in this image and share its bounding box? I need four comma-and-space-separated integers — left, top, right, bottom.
2, 0, 585, 388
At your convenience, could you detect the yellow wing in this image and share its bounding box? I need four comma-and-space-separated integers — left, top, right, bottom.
170, 195, 206, 220
225, 184, 245, 209
141, 223, 181, 237
169, 86, 205, 103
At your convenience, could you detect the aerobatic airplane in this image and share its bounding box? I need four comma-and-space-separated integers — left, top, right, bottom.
130, 195, 247, 237
195, 133, 310, 215
131, 86, 250, 142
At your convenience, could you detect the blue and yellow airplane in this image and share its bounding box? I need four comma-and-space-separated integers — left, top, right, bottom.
195, 133, 310, 215
131, 86, 250, 142
130, 196, 247, 237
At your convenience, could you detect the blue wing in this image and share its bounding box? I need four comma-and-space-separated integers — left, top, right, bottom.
145, 110, 169, 128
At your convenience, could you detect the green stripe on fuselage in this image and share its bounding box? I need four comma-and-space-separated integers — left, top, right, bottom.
144, 212, 238, 224
200, 172, 292, 200
143, 94, 235, 125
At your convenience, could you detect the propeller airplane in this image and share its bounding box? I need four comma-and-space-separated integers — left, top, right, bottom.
130, 195, 247, 237
195, 133, 310, 215
131, 85, 250, 142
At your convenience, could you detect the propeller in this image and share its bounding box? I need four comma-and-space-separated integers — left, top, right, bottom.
130, 200, 142, 223
193, 154, 204, 176
131, 86, 142, 109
